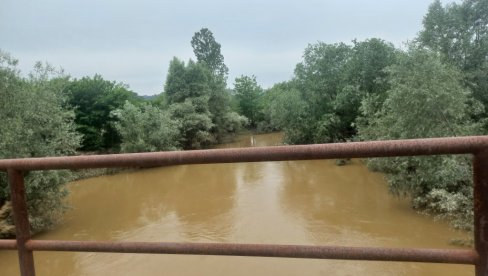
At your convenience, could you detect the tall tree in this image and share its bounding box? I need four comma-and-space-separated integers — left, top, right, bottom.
191, 28, 229, 79
419, 0, 488, 71
163, 56, 246, 148
165, 58, 211, 104
291, 42, 353, 143
418, 0, 488, 130
164, 58, 215, 149
191, 28, 240, 140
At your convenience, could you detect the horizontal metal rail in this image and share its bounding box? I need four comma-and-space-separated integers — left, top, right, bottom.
0, 136, 487, 171
0, 239, 17, 250
1, 135, 487, 275
22, 240, 478, 264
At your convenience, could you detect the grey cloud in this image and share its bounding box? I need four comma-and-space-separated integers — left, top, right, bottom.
1, 0, 453, 95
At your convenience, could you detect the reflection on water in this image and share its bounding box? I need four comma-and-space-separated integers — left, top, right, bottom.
0, 132, 473, 275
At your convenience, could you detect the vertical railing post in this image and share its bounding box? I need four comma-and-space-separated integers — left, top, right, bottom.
474, 150, 488, 276
8, 169, 36, 276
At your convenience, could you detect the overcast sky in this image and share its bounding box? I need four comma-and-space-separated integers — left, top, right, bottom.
1, 0, 455, 95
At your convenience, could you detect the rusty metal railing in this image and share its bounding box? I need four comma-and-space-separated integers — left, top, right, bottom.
1, 136, 488, 276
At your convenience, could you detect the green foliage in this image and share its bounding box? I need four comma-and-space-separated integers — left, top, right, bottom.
233, 75, 263, 127
207, 85, 246, 141
295, 42, 352, 120
66, 75, 141, 151
112, 102, 180, 153
358, 48, 477, 140
151, 92, 168, 109
169, 97, 215, 149
0, 51, 81, 235
268, 39, 398, 144
163, 59, 214, 148
191, 28, 229, 79
419, 0, 488, 71
418, 0, 488, 130
262, 31, 481, 230
220, 111, 249, 134
190, 28, 245, 141
161, 32, 247, 147
348, 38, 398, 97
357, 47, 480, 230
165, 58, 211, 104
263, 81, 314, 143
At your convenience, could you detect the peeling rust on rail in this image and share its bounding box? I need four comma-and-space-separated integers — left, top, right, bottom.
25, 240, 478, 264
0, 136, 487, 171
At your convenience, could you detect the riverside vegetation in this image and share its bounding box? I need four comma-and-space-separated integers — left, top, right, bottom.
1, 0, 487, 237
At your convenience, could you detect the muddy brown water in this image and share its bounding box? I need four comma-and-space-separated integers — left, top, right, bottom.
0, 132, 473, 275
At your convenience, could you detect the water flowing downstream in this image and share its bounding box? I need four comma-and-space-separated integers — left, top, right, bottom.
0, 133, 473, 275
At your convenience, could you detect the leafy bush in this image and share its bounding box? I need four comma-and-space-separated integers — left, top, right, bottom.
0, 51, 81, 236
112, 102, 180, 153
357, 47, 481, 230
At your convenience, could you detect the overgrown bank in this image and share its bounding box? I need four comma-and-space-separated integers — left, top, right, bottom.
0, 28, 247, 237
255, 0, 487, 231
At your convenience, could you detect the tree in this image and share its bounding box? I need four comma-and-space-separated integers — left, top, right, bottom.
295, 42, 352, 118
418, 0, 488, 130
359, 48, 476, 140
275, 40, 397, 144
252, 82, 288, 132
289, 42, 353, 143
419, 0, 488, 71
66, 75, 141, 151
169, 97, 215, 149
233, 75, 263, 127
191, 28, 229, 79
112, 102, 180, 153
191, 28, 244, 141
0, 52, 81, 236
165, 58, 210, 104
164, 55, 246, 146
264, 81, 314, 143
347, 38, 399, 136
347, 38, 398, 98
418, 0, 450, 60
357, 47, 481, 230
163, 59, 215, 148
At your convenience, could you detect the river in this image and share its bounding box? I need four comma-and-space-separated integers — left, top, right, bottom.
0, 132, 473, 275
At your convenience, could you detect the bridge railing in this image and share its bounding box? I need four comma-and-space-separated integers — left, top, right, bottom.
1, 136, 487, 276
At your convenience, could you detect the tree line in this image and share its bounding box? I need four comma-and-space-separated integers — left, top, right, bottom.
1, 0, 487, 236
250, 0, 487, 231
0, 28, 248, 236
